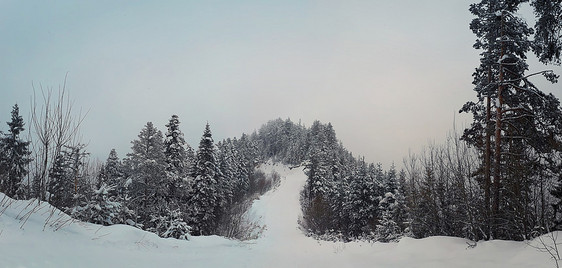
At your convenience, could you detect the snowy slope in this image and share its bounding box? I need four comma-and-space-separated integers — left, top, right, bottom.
0, 162, 557, 268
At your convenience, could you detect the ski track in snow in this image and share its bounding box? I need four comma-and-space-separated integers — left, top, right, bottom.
0, 162, 556, 268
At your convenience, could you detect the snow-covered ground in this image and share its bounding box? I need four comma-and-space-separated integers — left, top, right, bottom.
0, 163, 557, 267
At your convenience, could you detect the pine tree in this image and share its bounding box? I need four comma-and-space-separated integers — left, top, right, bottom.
0, 104, 32, 199
531, 0, 562, 65
189, 123, 223, 235
461, 0, 562, 239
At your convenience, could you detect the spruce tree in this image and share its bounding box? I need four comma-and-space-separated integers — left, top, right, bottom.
164, 115, 191, 203
0, 104, 32, 199
72, 183, 134, 226
217, 139, 236, 204
105, 149, 123, 187
341, 160, 382, 237
125, 122, 167, 225
189, 123, 223, 235
377, 192, 401, 242
48, 152, 73, 209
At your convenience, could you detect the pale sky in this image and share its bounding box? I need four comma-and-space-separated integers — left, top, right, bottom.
1, 1, 560, 168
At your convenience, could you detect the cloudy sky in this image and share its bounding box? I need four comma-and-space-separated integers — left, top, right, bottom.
1, 1, 560, 168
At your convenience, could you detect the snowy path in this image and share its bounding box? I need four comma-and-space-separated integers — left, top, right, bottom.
249, 164, 332, 267
0, 162, 556, 268
251, 164, 307, 242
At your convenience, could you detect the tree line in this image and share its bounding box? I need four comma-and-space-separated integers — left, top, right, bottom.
0, 97, 276, 240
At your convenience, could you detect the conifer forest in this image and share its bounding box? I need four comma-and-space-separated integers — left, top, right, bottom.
2, 0, 562, 267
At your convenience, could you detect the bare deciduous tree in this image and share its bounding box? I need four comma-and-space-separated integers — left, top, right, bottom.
29, 75, 87, 202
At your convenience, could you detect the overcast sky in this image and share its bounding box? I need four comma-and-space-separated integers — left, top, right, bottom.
1, 1, 561, 168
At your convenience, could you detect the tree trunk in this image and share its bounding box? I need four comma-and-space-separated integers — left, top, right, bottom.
485, 93, 492, 239
492, 11, 505, 238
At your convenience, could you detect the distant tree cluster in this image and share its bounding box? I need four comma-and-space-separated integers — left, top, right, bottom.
253, 118, 408, 241
75, 118, 265, 238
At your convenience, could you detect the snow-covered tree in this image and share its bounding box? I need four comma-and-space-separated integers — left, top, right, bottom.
188, 123, 223, 235
164, 115, 192, 203
71, 183, 134, 226
125, 122, 167, 226
235, 134, 259, 193
47, 144, 88, 210
377, 192, 401, 242
217, 139, 236, 204
341, 161, 383, 237
461, 0, 562, 240
0, 104, 32, 199
47, 152, 74, 209
105, 149, 123, 189
148, 208, 191, 240
305, 121, 335, 199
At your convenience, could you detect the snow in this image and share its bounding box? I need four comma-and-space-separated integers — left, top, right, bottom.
498, 54, 509, 63
0, 162, 557, 267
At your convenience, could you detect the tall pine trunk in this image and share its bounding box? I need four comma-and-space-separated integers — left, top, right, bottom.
492, 10, 505, 238
485, 93, 492, 239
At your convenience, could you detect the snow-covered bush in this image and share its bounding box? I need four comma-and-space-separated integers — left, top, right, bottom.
148, 208, 191, 240
71, 184, 134, 226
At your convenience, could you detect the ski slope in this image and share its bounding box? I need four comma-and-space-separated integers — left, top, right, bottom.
0, 163, 557, 267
